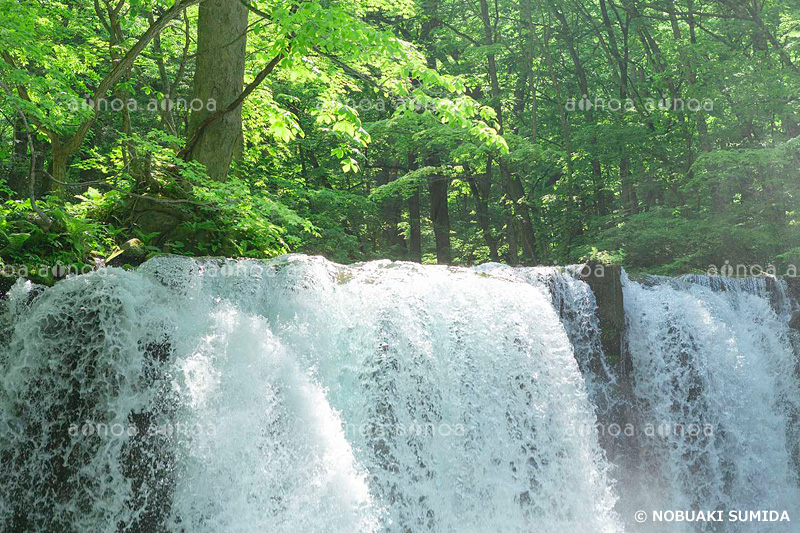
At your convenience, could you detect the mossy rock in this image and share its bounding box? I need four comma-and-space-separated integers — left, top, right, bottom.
106, 239, 148, 268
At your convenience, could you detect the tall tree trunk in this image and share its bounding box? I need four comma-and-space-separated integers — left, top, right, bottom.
105, 8, 143, 188
669, 0, 719, 211
7, 116, 28, 198
686, 3, 721, 212
415, 24, 451, 265
408, 152, 422, 262
466, 163, 500, 261
506, 175, 538, 262
520, 0, 538, 142
427, 154, 451, 264
48, 142, 69, 197
186, 0, 248, 181
408, 191, 422, 262
553, 8, 603, 216
377, 165, 407, 255
599, 0, 638, 215
542, 22, 575, 255
479, 0, 537, 263
147, 9, 190, 141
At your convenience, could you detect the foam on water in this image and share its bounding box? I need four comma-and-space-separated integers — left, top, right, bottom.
4, 256, 798, 532
0, 256, 621, 532
622, 273, 800, 531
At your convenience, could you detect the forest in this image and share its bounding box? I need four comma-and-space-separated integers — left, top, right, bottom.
2, 2, 800, 530
1, 0, 799, 282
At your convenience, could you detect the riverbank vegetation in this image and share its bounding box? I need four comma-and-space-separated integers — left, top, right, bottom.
1, 0, 798, 283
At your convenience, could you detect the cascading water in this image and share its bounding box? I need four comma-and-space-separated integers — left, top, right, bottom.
2, 256, 799, 532
466, 266, 800, 530
473, 264, 623, 426
621, 273, 800, 531
0, 256, 621, 532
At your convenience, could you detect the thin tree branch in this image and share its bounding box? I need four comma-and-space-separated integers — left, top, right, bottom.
15, 107, 52, 230
238, 0, 271, 20
180, 46, 289, 160
65, 0, 205, 155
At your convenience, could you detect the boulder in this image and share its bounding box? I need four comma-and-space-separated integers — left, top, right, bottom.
786, 277, 800, 302
106, 239, 148, 268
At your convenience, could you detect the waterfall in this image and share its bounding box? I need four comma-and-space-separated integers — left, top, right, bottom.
621, 273, 800, 531
2, 256, 798, 532
471, 266, 800, 530
0, 256, 621, 532
473, 264, 627, 456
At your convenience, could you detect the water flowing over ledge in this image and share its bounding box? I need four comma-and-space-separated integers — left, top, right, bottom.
0, 255, 798, 532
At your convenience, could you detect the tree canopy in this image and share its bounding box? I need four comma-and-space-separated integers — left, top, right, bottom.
1, 0, 798, 282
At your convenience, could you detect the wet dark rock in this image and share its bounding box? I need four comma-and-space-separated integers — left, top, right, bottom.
25, 286, 45, 306
0, 282, 178, 531
786, 277, 800, 301
790, 311, 800, 331
785, 277, 800, 321
579, 262, 626, 373
0, 274, 14, 300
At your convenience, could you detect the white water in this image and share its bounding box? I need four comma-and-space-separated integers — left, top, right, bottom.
2, 257, 799, 532
622, 273, 800, 531
0, 256, 621, 532
473, 264, 622, 422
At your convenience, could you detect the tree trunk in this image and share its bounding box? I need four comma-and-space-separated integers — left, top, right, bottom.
466, 163, 499, 261
408, 190, 422, 262
7, 116, 28, 198
670, 1, 719, 212
48, 143, 69, 198
407, 152, 422, 262
479, 0, 537, 263
520, 0, 538, 141
599, 0, 638, 216
377, 165, 407, 255
553, 7, 603, 215
427, 153, 451, 264
542, 23, 575, 255
186, 0, 248, 181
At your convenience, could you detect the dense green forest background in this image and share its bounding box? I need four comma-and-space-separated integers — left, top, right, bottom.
1, 0, 798, 283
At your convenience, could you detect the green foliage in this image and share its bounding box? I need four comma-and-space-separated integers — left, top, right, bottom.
575, 207, 799, 276
1, 0, 799, 278
0, 194, 117, 283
